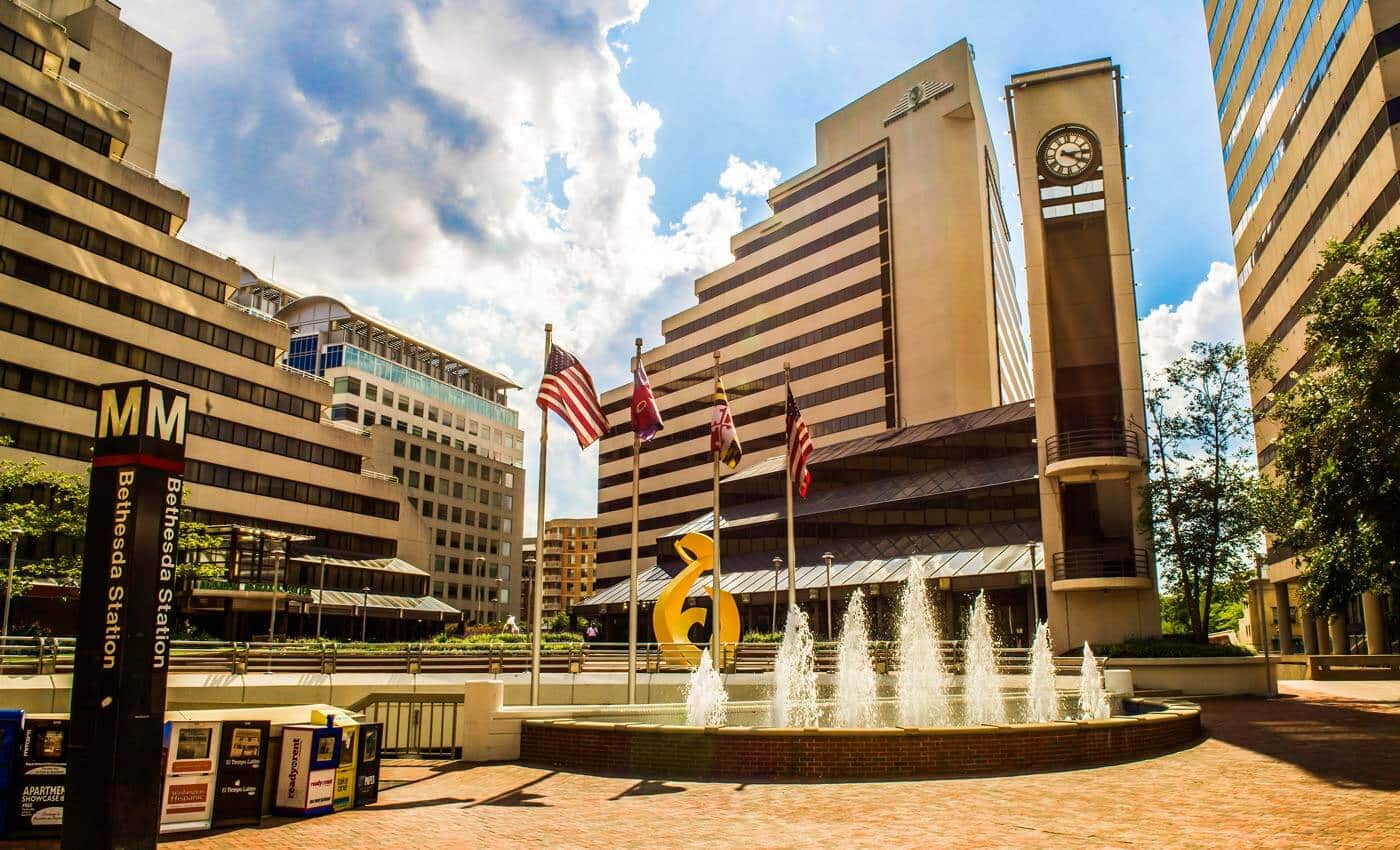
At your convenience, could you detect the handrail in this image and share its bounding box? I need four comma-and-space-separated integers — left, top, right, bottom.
225, 300, 288, 328
1052, 545, 1149, 581
275, 360, 331, 385
360, 469, 399, 482
1045, 428, 1142, 464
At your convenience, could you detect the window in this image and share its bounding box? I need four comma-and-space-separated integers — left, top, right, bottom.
437, 504, 448, 521
66, 57, 80, 72
440, 453, 450, 470
450, 532, 461, 549
433, 581, 444, 597
435, 529, 447, 546
433, 555, 445, 572
452, 506, 462, 523
453, 483, 464, 499
408, 470, 420, 488
392, 466, 404, 482
383, 391, 394, 407
413, 401, 424, 417
411, 425, 423, 437
332, 376, 361, 396
428, 406, 439, 423
426, 449, 437, 466
454, 458, 465, 474
448, 584, 458, 599
501, 541, 512, 558
424, 474, 436, 492
503, 472, 514, 488
362, 410, 374, 426
328, 403, 358, 422
398, 395, 410, 412
380, 415, 391, 426
365, 384, 378, 402
393, 440, 406, 458
409, 445, 421, 462
421, 500, 433, 517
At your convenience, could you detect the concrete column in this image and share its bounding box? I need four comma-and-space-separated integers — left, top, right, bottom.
1328, 613, 1349, 655
1298, 606, 1318, 655
1314, 614, 1332, 654
1362, 592, 1387, 655
1273, 582, 1294, 654
1247, 580, 1268, 653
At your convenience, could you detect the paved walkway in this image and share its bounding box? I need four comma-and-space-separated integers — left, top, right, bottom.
9, 683, 1400, 849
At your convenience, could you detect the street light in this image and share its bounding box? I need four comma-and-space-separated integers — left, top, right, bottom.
3, 529, 21, 653
473, 557, 486, 624
361, 586, 371, 642
525, 557, 536, 630
771, 556, 782, 632
822, 551, 835, 641
495, 576, 503, 623
1027, 542, 1040, 627
267, 537, 285, 644
315, 555, 327, 640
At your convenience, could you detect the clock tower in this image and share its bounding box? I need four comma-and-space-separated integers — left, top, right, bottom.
1006, 59, 1160, 648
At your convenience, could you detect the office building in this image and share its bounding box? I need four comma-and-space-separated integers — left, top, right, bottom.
593, 39, 1032, 582
581, 51, 1159, 650
0, 1, 407, 583
522, 518, 598, 623
232, 277, 528, 623
1204, 0, 1394, 653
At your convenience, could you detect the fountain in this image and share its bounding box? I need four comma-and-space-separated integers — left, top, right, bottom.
896, 559, 949, 726
834, 589, 877, 728
683, 648, 728, 726
962, 590, 1005, 725
1025, 621, 1059, 723
770, 606, 819, 727
1078, 642, 1110, 720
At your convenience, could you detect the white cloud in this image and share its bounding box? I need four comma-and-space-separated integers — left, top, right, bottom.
1138, 261, 1244, 378
718, 154, 782, 197
117, 0, 778, 529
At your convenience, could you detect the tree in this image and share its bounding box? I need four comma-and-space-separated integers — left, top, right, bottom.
1139, 342, 1267, 643
0, 439, 221, 594
1263, 230, 1400, 615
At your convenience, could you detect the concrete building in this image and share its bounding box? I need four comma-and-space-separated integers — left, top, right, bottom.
522, 518, 599, 623
1006, 59, 1160, 648
594, 39, 1032, 582
232, 278, 528, 624
1203, 0, 1395, 654
0, 1, 407, 580
582, 48, 1158, 650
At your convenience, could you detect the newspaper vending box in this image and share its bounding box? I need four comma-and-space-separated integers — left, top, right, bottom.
310, 709, 358, 811
274, 721, 340, 816
211, 719, 270, 829
0, 709, 22, 837
353, 722, 383, 808
10, 715, 66, 836
159, 720, 223, 833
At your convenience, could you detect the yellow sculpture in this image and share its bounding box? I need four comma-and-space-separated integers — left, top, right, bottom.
652, 532, 739, 668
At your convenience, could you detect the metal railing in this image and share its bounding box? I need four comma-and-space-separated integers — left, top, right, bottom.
350, 693, 461, 757
0, 638, 1099, 677
1052, 546, 1149, 581
1045, 428, 1142, 464
225, 300, 289, 328
277, 360, 331, 385
360, 469, 399, 483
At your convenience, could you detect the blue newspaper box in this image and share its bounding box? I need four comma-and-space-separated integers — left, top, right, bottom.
273, 721, 340, 816
0, 709, 22, 837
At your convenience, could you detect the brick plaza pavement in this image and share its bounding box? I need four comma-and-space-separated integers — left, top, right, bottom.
6, 682, 1398, 849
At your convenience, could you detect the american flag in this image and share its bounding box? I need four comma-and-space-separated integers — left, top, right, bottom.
537, 344, 608, 449
786, 385, 813, 497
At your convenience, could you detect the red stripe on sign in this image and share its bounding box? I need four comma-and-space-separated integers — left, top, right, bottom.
92, 453, 184, 474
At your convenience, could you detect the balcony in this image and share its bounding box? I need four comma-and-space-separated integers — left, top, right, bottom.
1052, 545, 1151, 590
1044, 428, 1143, 481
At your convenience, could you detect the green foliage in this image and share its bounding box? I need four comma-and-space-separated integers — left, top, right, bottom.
1138, 342, 1267, 643
1160, 591, 1247, 636
1262, 230, 1400, 615
1084, 637, 1254, 659
547, 611, 571, 633
740, 631, 784, 643
0, 449, 88, 594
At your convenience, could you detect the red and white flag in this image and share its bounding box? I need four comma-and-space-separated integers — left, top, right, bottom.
536, 344, 608, 449
631, 362, 664, 441
786, 386, 813, 497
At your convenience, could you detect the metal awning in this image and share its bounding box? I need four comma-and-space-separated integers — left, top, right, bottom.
575, 542, 1043, 612
308, 589, 461, 620
662, 454, 1037, 538
289, 555, 429, 577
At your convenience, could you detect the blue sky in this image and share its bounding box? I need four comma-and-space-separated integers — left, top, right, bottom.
119, 0, 1247, 526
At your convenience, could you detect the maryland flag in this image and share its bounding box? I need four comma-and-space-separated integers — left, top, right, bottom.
710, 376, 743, 469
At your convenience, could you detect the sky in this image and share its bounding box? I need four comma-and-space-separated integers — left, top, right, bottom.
117, 0, 1248, 528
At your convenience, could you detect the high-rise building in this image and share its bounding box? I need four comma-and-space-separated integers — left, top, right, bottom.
1204, 0, 1395, 653
522, 518, 598, 623
233, 277, 527, 623
0, 1, 407, 572
593, 39, 1032, 580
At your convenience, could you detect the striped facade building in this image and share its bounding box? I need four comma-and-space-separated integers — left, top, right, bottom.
1204, 0, 1397, 654
593, 40, 1032, 581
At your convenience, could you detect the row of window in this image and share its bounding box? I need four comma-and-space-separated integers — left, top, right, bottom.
733, 178, 883, 260
428, 527, 510, 556
0, 192, 227, 301
0, 303, 321, 421
412, 494, 512, 529
697, 212, 881, 304
189, 508, 396, 558
332, 373, 523, 455
596, 373, 883, 498
594, 406, 887, 535
769, 147, 885, 214
1221, 0, 1292, 155
0, 417, 89, 462
651, 274, 881, 375
1245, 105, 1400, 332
433, 555, 505, 578
600, 340, 885, 438
392, 438, 513, 487
0, 76, 113, 157
184, 460, 398, 520
0, 24, 45, 72
431, 581, 503, 603
0, 247, 274, 364
0, 133, 174, 232
0, 358, 361, 474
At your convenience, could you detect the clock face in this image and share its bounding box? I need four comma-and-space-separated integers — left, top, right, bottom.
1039, 127, 1097, 182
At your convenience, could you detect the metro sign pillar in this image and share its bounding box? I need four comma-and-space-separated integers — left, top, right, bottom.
64, 381, 189, 850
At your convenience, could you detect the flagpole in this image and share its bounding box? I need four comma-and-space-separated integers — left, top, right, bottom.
627, 337, 643, 705
710, 351, 723, 669
531, 323, 552, 706
784, 363, 797, 612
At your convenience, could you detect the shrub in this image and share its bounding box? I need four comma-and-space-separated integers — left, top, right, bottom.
1076, 637, 1255, 659
741, 632, 784, 643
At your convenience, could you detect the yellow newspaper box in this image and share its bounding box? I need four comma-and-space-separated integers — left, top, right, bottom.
309, 710, 358, 811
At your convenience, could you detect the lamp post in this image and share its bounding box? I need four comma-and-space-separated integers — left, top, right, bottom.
495, 576, 503, 623
771, 556, 781, 632
1027, 542, 1040, 627
267, 537, 283, 644
361, 586, 371, 642
474, 556, 486, 624
822, 551, 834, 641
3, 529, 21, 652
524, 557, 536, 630
315, 555, 327, 640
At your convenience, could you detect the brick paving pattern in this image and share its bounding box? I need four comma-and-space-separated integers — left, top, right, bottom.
4, 684, 1397, 849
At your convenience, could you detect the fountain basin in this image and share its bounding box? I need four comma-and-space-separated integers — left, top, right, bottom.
519, 698, 1201, 781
